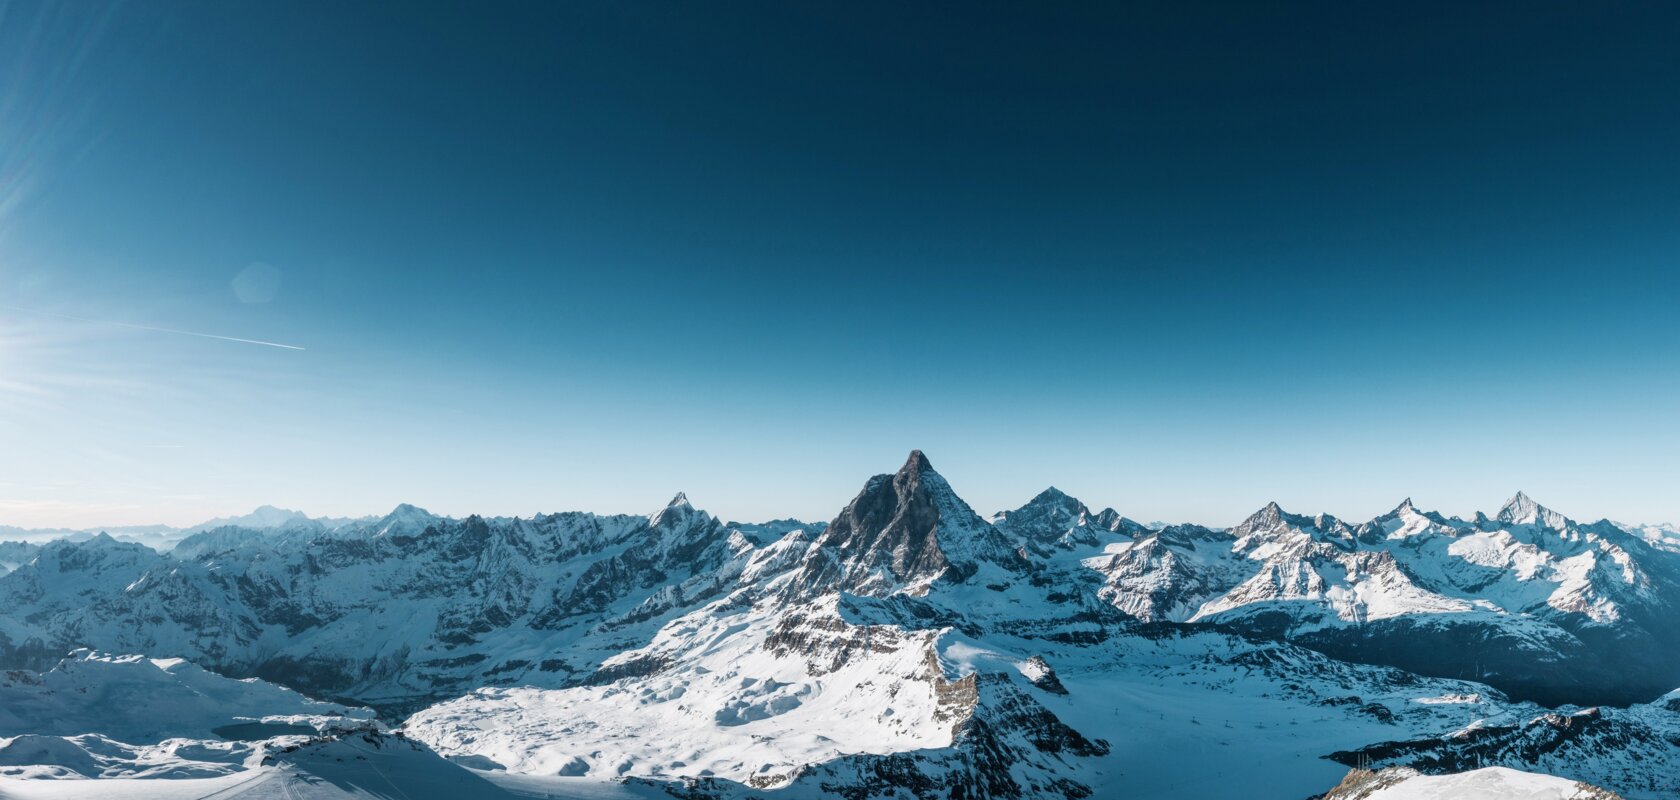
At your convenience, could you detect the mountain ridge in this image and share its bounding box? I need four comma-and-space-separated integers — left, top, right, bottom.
2, 451, 1679, 798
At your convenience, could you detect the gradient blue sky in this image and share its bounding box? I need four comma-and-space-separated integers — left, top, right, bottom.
2, 1, 1677, 529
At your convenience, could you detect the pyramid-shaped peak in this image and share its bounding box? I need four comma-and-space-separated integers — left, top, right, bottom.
1497, 490, 1566, 528
1031, 486, 1071, 503
1393, 497, 1417, 514
1040, 487, 1092, 514
1013, 486, 1086, 514
648, 491, 701, 527
993, 486, 1094, 537
879, 451, 960, 502
1233, 501, 1290, 535
795, 449, 1012, 596
1499, 491, 1540, 521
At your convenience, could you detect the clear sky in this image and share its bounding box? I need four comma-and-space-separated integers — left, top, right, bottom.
1, 1, 1677, 530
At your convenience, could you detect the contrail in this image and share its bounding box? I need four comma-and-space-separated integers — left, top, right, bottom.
0, 306, 306, 351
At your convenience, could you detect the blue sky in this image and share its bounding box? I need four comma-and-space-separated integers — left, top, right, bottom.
2, 2, 1678, 529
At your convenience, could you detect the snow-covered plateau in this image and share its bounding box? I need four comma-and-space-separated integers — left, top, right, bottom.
2, 451, 1677, 798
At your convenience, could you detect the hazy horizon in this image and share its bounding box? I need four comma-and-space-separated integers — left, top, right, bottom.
1, 448, 1665, 535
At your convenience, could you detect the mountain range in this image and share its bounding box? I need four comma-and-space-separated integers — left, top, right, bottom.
2, 451, 1677, 798
0, 505, 373, 552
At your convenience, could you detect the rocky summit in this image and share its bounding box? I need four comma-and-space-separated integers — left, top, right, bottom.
2, 451, 1679, 798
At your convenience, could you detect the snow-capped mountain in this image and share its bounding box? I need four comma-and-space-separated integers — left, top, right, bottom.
991, 486, 1151, 552
0, 506, 374, 554
0, 494, 777, 716
0, 523, 186, 551
1617, 521, 1680, 554
184, 504, 372, 534
1076, 493, 1680, 707
0, 540, 37, 574
2, 451, 1678, 798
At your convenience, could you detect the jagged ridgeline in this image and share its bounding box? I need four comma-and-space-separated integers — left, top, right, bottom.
3, 451, 1680, 798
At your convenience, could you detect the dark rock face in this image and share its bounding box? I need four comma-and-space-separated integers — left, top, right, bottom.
993, 488, 1151, 555
765, 606, 920, 676
992, 488, 1089, 545
815, 669, 1108, 800
1328, 705, 1679, 797
1021, 655, 1068, 695
791, 451, 1017, 597
1313, 767, 1415, 800
800, 451, 956, 593
1290, 617, 1675, 709
968, 674, 1106, 758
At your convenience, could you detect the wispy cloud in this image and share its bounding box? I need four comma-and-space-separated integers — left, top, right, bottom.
1, 306, 305, 350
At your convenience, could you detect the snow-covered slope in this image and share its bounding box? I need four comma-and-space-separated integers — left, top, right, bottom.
1617, 521, 1680, 554
395, 458, 1379, 796
1319, 766, 1621, 799
0, 497, 776, 716
0, 651, 373, 780
1062, 493, 1680, 706
406, 597, 968, 784
1330, 690, 1680, 798
0, 731, 640, 800
401, 453, 1673, 799
3, 452, 1680, 798
0, 650, 372, 742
